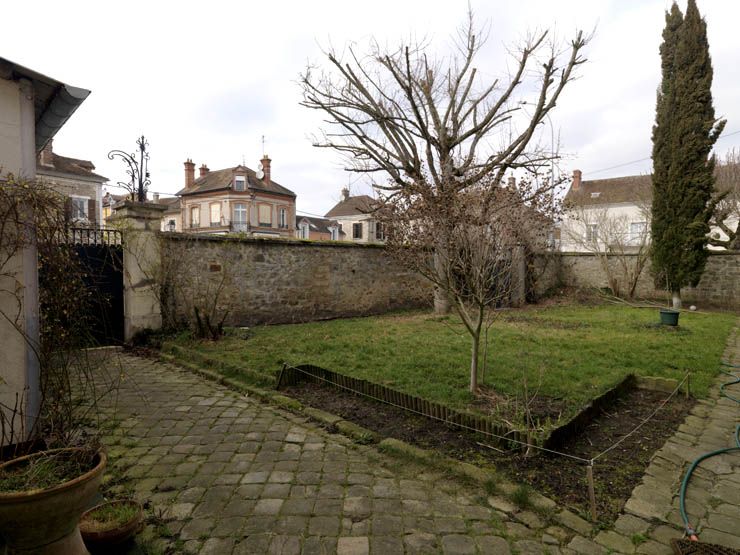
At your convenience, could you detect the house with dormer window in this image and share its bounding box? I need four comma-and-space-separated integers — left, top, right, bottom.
175, 155, 296, 237
324, 187, 384, 243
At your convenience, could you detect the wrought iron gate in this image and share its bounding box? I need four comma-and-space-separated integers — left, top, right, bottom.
62, 228, 124, 345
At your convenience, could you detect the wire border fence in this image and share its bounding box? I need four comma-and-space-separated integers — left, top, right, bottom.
279, 362, 691, 521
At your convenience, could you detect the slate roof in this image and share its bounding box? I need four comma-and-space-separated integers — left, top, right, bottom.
296, 215, 345, 235
324, 194, 376, 218
177, 165, 295, 198
156, 196, 181, 214
37, 153, 107, 181
564, 174, 652, 207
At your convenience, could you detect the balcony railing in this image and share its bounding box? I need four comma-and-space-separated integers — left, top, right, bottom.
231, 222, 249, 233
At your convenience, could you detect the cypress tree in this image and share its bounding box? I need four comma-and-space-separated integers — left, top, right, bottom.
650, 0, 725, 308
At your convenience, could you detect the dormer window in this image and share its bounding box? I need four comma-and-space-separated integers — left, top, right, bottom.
590, 192, 601, 198
234, 175, 246, 192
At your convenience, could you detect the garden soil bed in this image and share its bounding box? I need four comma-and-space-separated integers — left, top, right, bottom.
284, 382, 693, 524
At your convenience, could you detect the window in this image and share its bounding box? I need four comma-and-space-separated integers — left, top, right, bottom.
210, 203, 221, 226
279, 208, 287, 229
71, 197, 88, 221
630, 221, 647, 243
299, 221, 309, 239
586, 224, 598, 243
258, 204, 272, 227
329, 226, 338, 241
234, 175, 246, 192
233, 203, 247, 223
375, 221, 385, 241
190, 206, 200, 227
352, 222, 363, 239
590, 192, 601, 199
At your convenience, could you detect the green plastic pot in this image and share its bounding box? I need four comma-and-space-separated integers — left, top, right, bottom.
660, 309, 680, 326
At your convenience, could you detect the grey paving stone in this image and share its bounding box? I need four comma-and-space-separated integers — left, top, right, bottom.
94, 354, 558, 554
337, 536, 369, 555
441, 534, 477, 554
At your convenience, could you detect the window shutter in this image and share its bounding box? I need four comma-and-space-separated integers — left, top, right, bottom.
88, 199, 96, 225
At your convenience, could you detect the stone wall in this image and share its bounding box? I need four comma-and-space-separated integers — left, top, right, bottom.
535, 251, 740, 309
162, 235, 432, 326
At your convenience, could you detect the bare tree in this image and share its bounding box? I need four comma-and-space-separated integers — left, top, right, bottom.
708, 149, 740, 250
563, 197, 651, 299
300, 13, 588, 315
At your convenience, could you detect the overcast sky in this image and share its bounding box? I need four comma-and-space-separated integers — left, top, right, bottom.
2, 0, 739, 217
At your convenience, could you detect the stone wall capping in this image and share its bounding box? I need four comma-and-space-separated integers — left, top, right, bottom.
163, 232, 387, 249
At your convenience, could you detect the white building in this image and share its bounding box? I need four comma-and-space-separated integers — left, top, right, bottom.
560, 169, 738, 252
324, 188, 384, 244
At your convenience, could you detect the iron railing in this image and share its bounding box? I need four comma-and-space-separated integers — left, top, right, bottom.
66, 227, 123, 246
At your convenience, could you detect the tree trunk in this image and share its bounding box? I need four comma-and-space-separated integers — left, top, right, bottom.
671, 289, 682, 309
469, 332, 480, 393
433, 249, 451, 314
434, 288, 451, 314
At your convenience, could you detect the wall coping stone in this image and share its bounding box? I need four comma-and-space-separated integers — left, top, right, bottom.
162, 232, 387, 250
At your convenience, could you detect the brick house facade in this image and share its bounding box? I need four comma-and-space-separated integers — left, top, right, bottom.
177, 156, 296, 237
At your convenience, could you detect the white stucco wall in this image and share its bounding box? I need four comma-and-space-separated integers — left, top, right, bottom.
561, 202, 649, 252
0, 75, 36, 443
333, 214, 384, 244
0, 77, 22, 176
561, 200, 738, 252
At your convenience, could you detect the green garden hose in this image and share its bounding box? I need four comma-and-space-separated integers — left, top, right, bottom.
678, 363, 740, 542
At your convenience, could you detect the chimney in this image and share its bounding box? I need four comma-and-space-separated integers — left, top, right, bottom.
507, 176, 516, 188
39, 139, 54, 167
260, 155, 271, 184
341, 187, 350, 201
572, 169, 582, 191
199, 164, 209, 178
184, 158, 195, 189
153, 192, 160, 203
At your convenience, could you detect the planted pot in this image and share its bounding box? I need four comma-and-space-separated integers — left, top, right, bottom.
80, 499, 143, 549
0, 448, 106, 555
660, 309, 680, 326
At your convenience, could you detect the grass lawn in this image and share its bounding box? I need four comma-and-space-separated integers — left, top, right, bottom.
167, 302, 736, 422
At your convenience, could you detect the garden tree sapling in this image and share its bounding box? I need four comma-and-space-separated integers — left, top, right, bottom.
299, 12, 588, 317
378, 175, 559, 393
651, 0, 726, 308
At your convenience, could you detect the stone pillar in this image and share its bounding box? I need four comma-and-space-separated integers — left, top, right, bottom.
110, 201, 167, 342
511, 244, 527, 307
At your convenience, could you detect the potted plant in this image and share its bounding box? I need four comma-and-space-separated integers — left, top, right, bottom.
0, 177, 119, 553
659, 308, 680, 326
80, 499, 143, 550
0, 449, 107, 553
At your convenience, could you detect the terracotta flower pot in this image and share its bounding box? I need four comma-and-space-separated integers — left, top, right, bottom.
0, 448, 107, 555
80, 499, 143, 549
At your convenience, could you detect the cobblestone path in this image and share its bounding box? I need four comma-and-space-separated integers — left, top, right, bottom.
567, 326, 740, 555
100, 355, 568, 555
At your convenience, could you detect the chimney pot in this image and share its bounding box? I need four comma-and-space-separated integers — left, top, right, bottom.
153, 192, 160, 202
572, 169, 582, 191
199, 164, 209, 178
341, 187, 350, 201
184, 159, 195, 189
260, 155, 271, 184
507, 176, 516, 188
